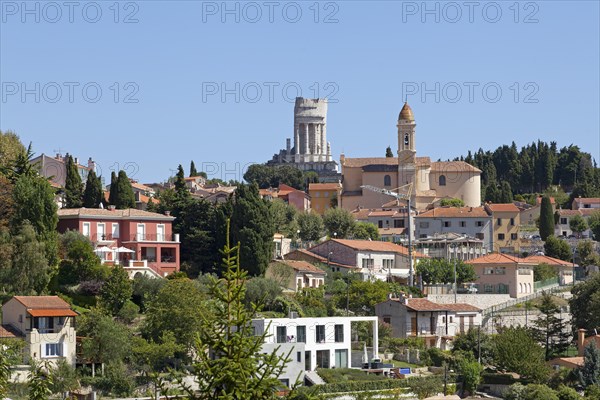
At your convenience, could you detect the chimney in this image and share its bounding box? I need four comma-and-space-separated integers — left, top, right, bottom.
88, 157, 96, 171
578, 329, 587, 356
74, 157, 79, 165
108, 205, 116, 211
164, 211, 171, 216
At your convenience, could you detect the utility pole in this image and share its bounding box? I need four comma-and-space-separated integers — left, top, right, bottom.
453, 245, 458, 304
408, 197, 414, 287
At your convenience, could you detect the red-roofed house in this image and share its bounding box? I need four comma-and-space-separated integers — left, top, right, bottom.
2, 296, 77, 367
555, 209, 595, 238
484, 203, 521, 254
523, 255, 575, 285
260, 184, 310, 212
309, 239, 428, 282
375, 295, 482, 349
350, 206, 409, 243
57, 207, 180, 278
266, 260, 326, 291
572, 197, 600, 210
466, 253, 536, 298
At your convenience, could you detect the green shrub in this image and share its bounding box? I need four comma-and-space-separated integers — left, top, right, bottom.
555, 385, 582, 400
117, 300, 140, 323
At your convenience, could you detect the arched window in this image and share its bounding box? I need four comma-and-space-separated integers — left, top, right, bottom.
439, 175, 446, 186
384, 175, 391, 187
404, 134, 409, 146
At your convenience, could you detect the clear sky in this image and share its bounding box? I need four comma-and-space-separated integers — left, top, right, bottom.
1, 0, 599, 183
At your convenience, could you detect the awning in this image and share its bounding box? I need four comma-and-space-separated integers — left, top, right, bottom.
28, 309, 78, 317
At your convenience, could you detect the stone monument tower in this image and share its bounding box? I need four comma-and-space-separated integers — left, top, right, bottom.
267, 97, 340, 182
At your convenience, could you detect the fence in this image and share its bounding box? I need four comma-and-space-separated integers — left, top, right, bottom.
535, 277, 560, 291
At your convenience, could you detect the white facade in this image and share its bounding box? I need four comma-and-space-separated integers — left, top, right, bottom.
252, 316, 379, 383
2, 297, 77, 368
415, 216, 493, 251
375, 298, 482, 350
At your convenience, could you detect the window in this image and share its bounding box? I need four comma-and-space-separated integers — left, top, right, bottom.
18, 314, 23, 323
460, 221, 466, 228
510, 218, 515, 226
276, 326, 287, 343
484, 284, 493, 293
111, 223, 119, 239
384, 175, 392, 187
511, 233, 518, 240
497, 218, 502, 226
383, 259, 395, 269
137, 223, 146, 241
315, 192, 320, 197
315, 325, 325, 343
378, 220, 383, 228
444, 221, 451, 228
483, 267, 494, 275
394, 219, 405, 228
335, 349, 348, 368
498, 233, 505, 240
334, 324, 344, 343
97, 223, 106, 240
439, 175, 446, 186
297, 326, 306, 343
44, 343, 63, 357
383, 317, 391, 324
475, 233, 484, 240
82, 222, 90, 237
323, 192, 329, 198
157, 224, 165, 241
361, 258, 374, 269
404, 134, 409, 146
476, 221, 484, 227
297, 352, 302, 362
449, 316, 453, 323
419, 221, 429, 229
560, 218, 567, 224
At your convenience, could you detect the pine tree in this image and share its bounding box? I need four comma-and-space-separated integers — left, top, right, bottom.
190, 161, 198, 177
185, 222, 291, 398
108, 171, 117, 206
539, 196, 555, 241
64, 155, 83, 208
385, 146, 394, 157
532, 293, 570, 360
114, 170, 136, 209
145, 197, 158, 213
83, 170, 103, 208
579, 341, 600, 388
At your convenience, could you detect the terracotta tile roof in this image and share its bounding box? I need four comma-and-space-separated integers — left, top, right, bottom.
430, 161, 481, 173
417, 206, 489, 218
486, 203, 520, 213
558, 209, 583, 216
329, 239, 428, 258
581, 209, 599, 217
403, 298, 480, 312
379, 228, 407, 235
286, 249, 358, 269
309, 183, 341, 191
551, 357, 584, 368
368, 210, 397, 217
57, 208, 174, 220
342, 156, 431, 168
536, 196, 555, 205
130, 181, 154, 192
276, 260, 326, 275
574, 198, 600, 204
523, 255, 574, 267
28, 309, 78, 317
466, 253, 533, 265
0, 324, 22, 338
13, 296, 72, 309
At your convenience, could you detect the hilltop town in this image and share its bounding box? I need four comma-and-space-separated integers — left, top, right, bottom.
1, 100, 600, 400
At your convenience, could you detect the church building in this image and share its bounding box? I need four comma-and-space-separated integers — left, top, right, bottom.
340, 103, 481, 211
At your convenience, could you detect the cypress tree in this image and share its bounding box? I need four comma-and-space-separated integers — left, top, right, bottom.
64, 155, 83, 208
499, 181, 514, 203
108, 171, 117, 206
230, 183, 274, 276
385, 146, 394, 157
189, 160, 198, 177
83, 170, 103, 208
539, 195, 554, 241
114, 170, 136, 209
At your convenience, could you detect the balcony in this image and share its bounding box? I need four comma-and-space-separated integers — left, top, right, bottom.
124, 233, 180, 242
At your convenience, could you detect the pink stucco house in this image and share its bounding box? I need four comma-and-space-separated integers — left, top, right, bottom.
57, 207, 180, 278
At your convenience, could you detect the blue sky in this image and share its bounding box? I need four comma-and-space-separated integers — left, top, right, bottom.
1, 0, 599, 183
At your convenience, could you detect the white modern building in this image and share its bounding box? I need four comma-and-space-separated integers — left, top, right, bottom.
252, 316, 379, 387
